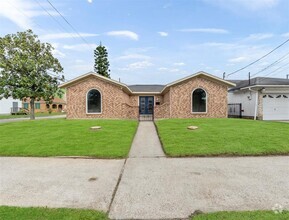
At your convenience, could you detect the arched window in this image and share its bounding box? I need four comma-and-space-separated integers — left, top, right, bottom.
87, 89, 101, 113
192, 88, 207, 113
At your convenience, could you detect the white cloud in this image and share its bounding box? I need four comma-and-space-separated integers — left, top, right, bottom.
116, 54, 151, 60
244, 33, 274, 41
202, 0, 279, 11
52, 49, 66, 58
40, 33, 99, 40
0, 0, 58, 29
178, 28, 229, 34
281, 32, 289, 37
128, 61, 153, 69
228, 56, 247, 63
119, 61, 153, 71
50, 43, 65, 58
106, 30, 139, 41
173, 62, 185, 66
63, 43, 97, 51
192, 42, 247, 51
87, 0, 93, 3
158, 67, 181, 73
158, 32, 168, 37
70, 64, 93, 73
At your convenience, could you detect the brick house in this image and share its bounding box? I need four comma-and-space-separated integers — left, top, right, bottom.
59, 71, 235, 119
22, 97, 66, 113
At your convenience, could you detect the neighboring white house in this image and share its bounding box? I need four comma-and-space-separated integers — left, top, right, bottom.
228, 77, 289, 120
0, 97, 22, 114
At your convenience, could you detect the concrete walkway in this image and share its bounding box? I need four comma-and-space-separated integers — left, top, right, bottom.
129, 121, 165, 158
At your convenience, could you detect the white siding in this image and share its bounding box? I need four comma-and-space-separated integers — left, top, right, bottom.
0, 98, 22, 114
228, 90, 257, 117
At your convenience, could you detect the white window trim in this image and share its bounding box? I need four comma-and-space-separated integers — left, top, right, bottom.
191, 88, 208, 114
86, 88, 102, 114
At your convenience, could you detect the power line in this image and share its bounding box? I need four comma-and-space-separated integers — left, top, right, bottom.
251, 51, 289, 77
46, 0, 91, 47
34, 0, 71, 34
257, 62, 289, 84
227, 38, 289, 78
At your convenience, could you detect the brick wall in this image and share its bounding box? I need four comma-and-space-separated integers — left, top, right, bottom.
66, 76, 130, 119
65, 75, 229, 119
169, 76, 228, 118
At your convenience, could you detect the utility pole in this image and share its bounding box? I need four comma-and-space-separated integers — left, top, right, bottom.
248, 72, 251, 85
223, 72, 226, 79
287, 74, 289, 79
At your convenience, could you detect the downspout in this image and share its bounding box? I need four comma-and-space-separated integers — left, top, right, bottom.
249, 88, 258, 120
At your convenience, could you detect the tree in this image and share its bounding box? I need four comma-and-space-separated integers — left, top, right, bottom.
0, 29, 64, 120
94, 43, 110, 78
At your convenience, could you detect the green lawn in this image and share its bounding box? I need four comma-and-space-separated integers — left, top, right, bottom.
0, 206, 108, 220
0, 119, 138, 158
0, 112, 65, 119
191, 210, 289, 220
155, 118, 289, 156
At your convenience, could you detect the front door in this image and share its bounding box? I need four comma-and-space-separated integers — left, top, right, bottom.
139, 96, 154, 115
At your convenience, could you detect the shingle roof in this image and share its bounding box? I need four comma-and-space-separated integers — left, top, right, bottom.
128, 85, 165, 93
230, 77, 289, 91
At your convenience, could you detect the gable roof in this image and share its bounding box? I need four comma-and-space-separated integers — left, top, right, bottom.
161, 71, 235, 93
59, 72, 133, 93
60, 71, 235, 94
230, 77, 289, 91
128, 85, 165, 93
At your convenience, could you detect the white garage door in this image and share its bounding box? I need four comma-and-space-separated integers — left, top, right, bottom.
263, 94, 289, 120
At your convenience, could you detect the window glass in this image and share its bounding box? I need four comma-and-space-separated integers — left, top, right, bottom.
35, 103, 40, 109
87, 89, 101, 113
192, 89, 206, 112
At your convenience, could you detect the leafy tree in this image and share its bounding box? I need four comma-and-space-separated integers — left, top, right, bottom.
0, 29, 64, 120
94, 43, 110, 78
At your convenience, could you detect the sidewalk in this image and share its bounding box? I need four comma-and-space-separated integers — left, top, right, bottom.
0, 115, 66, 123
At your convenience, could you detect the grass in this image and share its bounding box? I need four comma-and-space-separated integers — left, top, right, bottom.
0, 206, 108, 220
155, 118, 289, 157
0, 119, 138, 158
0, 112, 65, 119
191, 210, 289, 220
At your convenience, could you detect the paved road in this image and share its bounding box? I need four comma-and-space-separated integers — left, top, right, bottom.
0, 115, 66, 123
0, 157, 124, 211
109, 156, 289, 219
1, 121, 289, 219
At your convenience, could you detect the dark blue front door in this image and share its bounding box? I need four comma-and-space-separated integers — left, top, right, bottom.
139, 96, 154, 115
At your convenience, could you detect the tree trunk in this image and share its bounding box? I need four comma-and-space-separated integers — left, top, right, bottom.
30, 98, 35, 120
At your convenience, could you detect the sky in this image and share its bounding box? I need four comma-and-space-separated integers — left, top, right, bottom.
0, 0, 288, 84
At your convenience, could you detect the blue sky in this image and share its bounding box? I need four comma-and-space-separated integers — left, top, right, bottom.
0, 0, 288, 84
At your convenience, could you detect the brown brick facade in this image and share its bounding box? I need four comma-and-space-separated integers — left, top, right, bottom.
66, 76, 131, 119
63, 73, 232, 119
169, 76, 228, 118
22, 97, 66, 113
